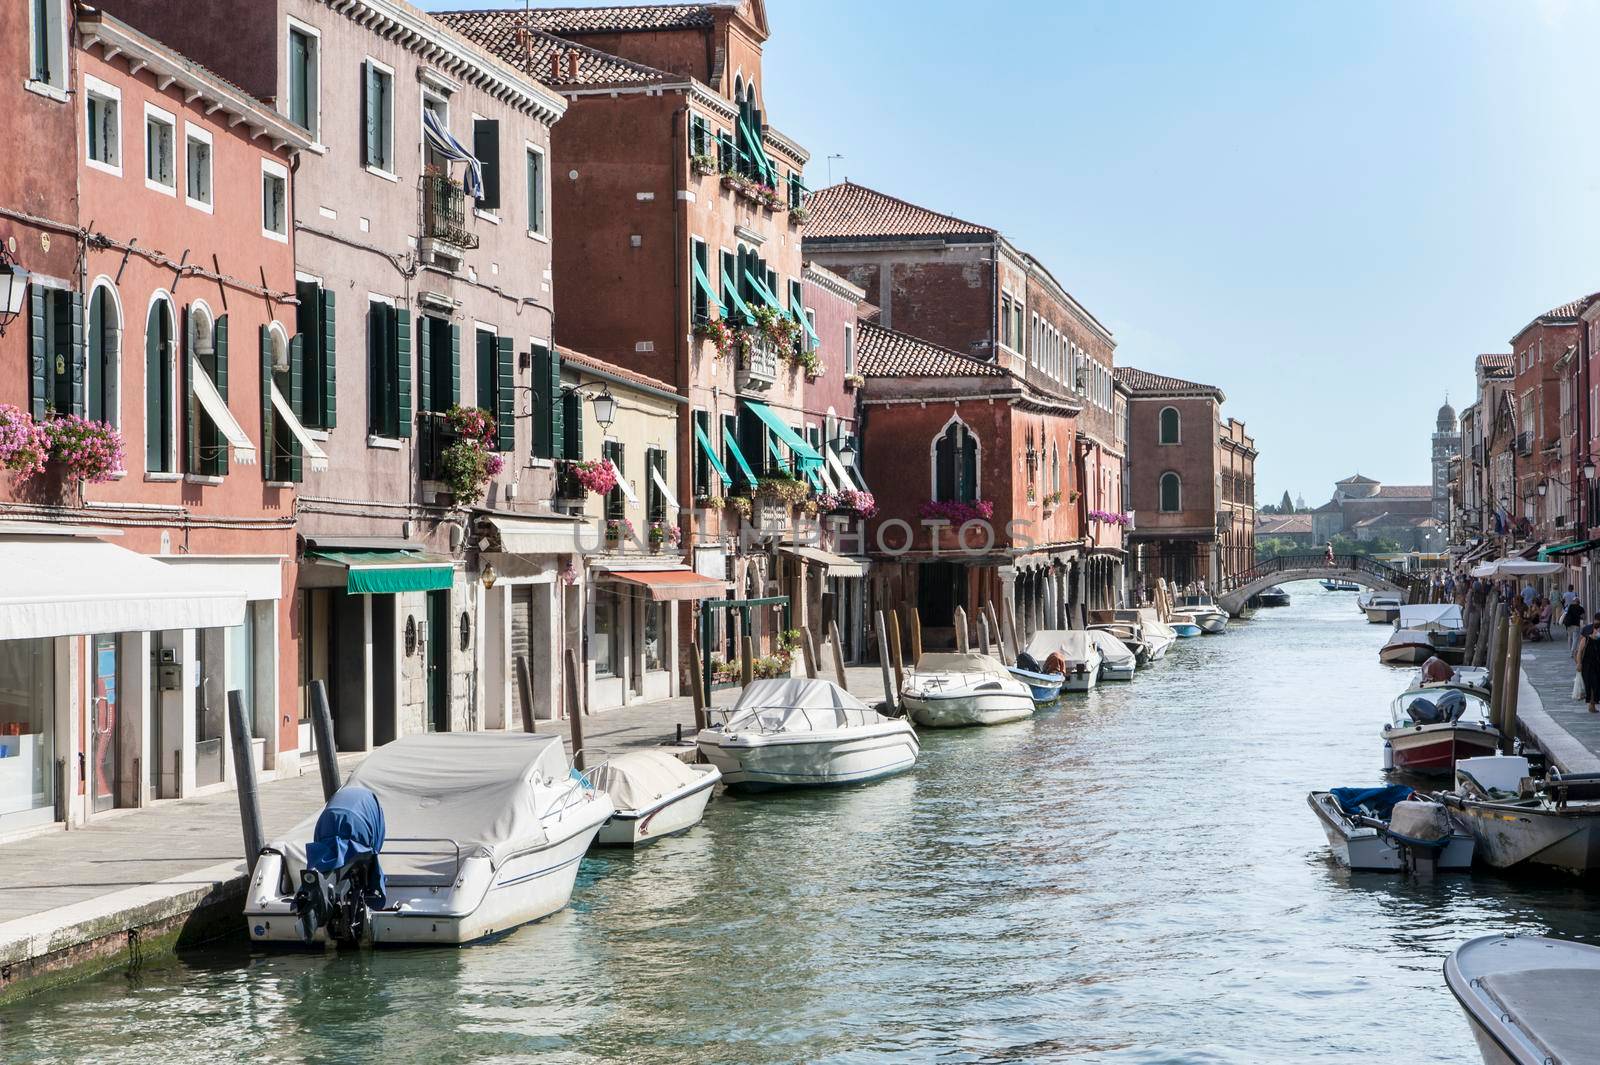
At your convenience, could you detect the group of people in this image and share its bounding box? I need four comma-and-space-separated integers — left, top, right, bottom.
1557, 585, 1600, 715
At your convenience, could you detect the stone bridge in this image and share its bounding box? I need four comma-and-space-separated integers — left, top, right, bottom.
1217, 554, 1417, 617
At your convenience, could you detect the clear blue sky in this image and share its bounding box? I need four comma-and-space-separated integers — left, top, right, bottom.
424, 0, 1600, 504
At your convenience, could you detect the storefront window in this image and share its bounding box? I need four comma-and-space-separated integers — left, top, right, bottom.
0, 638, 56, 821
593, 588, 621, 678
643, 602, 666, 673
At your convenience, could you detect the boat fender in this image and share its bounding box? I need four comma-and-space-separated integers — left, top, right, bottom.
1382, 740, 1394, 772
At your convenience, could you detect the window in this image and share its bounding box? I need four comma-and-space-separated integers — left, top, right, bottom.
29, 0, 66, 93
85, 79, 121, 174
472, 118, 500, 211
295, 279, 338, 429
643, 602, 667, 673
1160, 472, 1181, 512
691, 238, 711, 323
260, 161, 288, 239
603, 439, 625, 521
844, 325, 855, 377
524, 146, 545, 235
145, 297, 175, 472
366, 298, 410, 439
1159, 406, 1180, 445
475, 325, 497, 413
362, 59, 394, 174
287, 21, 320, 141
592, 587, 621, 678
689, 113, 709, 157
646, 446, 667, 521
27, 286, 78, 420
416, 313, 457, 415
86, 283, 120, 427
933, 419, 979, 503
1000, 294, 1011, 347
692, 409, 711, 496
144, 105, 176, 193
185, 127, 213, 210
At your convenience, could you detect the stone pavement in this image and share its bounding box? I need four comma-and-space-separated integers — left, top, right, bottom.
1514, 623, 1600, 774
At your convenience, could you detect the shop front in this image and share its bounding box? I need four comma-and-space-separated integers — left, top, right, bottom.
588, 564, 724, 710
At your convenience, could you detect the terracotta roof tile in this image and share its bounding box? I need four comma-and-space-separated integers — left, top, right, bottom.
522, 4, 716, 34
1112, 365, 1224, 399
1256, 514, 1312, 534
558, 346, 679, 396
856, 322, 1007, 379
802, 181, 996, 241
432, 10, 673, 86
1375, 485, 1432, 499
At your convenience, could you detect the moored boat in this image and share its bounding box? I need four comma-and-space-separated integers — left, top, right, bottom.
1322, 578, 1361, 591
1383, 684, 1501, 774
1167, 611, 1203, 638
1379, 628, 1436, 665
697, 677, 919, 788
1440, 755, 1600, 875
1257, 586, 1291, 607
1307, 786, 1474, 872
591, 750, 721, 846
1396, 603, 1468, 665
1086, 629, 1137, 680
1444, 933, 1600, 1065
1364, 596, 1402, 624
1135, 608, 1178, 660
901, 652, 1035, 727
1176, 593, 1229, 634
1006, 664, 1065, 703
1022, 630, 1103, 692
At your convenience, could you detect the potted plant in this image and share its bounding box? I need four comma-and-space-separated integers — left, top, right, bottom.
605, 517, 633, 546
693, 317, 736, 357
725, 495, 752, 519
0, 404, 50, 481
648, 520, 681, 552
690, 153, 718, 177
41, 413, 125, 484
754, 476, 810, 508
795, 347, 823, 379
570, 458, 618, 496
843, 373, 865, 389
789, 204, 810, 225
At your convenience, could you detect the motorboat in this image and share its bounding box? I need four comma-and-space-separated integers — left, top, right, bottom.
1176, 593, 1229, 634
591, 749, 720, 846
1166, 611, 1204, 638
1307, 786, 1474, 873
1322, 579, 1361, 592
1022, 630, 1103, 692
1135, 608, 1177, 661
696, 677, 919, 788
1440, 755, 1600, 875
1006, 661, 1065, 704
1397, 603, 1468, 664
1257, 586, 1291, 607
1384, 684, 1501, 775
1445, 934, 1600, 1065
1085, 629, 1137, 681
1089, 609, 1155, 664
901, 652, 1036, 727
1379, 629, 1436, 665
245, 732, 614, 946
1364, 596, 1403, 624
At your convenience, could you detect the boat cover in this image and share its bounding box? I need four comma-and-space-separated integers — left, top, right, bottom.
1384, 629, 1434, 649
732, 677, 870, 712
915, 652, 1012, 676
1022, 630, 1098, 666
1085, 630, 1136, 669
1330, 785, 1413, 819
1397, 603, 1463, 630
591, 750, 704, 814
721, 677, 887, 733
305, 785, 388, 901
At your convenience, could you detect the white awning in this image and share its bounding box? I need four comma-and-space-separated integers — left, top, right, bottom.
192, 357, 257, 466
269, 382, 329, 472
826, 447, 862, 492
484, 514, 583, 556
608, 458, 638, 506
649, 464, 680, 510
779, 544, 865, 577
0, 534, 247, 639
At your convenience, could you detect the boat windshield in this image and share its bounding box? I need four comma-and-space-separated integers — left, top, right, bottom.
1392, 687, 1488, 727
718, 703, 882, 734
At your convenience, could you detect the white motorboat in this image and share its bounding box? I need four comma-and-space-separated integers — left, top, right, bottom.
246, 732, 613, 946
696, 677, 919, 787
591, 749, 720, 846
1085, 629, 1137, 681
1176, 593, 1229, 634
1445, 933, 1600, 1065
1384, 684, 1501, 775
1397, 603, 1468, 664
1441, 755, 1600, 875
1135, 608, 1177, 661
1307, 787, 1474, 872
901, 652, 1036, 727
1379, 628, 1436, 665
1323, 578, 1361, 592
1022, 629, 1103, 692
1364, 596, 1403, 624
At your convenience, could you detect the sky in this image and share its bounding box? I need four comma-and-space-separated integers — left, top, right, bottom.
421, 0, 1600, 504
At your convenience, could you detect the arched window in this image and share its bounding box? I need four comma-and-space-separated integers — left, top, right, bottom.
1050, 443, 1060, 494
933, 418, 979, 502
145, 295, 175, 473
1159, 406, 1180, 445
1159, 472, 1181, 513
87, 281, 121, 426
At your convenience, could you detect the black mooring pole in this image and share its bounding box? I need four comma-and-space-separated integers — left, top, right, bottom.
228, 690, 265, 877
309, 679, 341, 802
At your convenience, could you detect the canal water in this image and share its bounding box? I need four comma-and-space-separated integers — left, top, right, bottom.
3, 583, 1597, 1064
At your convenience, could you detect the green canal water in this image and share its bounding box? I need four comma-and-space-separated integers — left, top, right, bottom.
3, 582, 1597, 1064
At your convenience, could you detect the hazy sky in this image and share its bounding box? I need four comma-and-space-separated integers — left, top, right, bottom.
423, 0, 1600, 503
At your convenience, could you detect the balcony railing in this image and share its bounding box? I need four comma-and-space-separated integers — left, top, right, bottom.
417, 410, 457, 484
422, 174, 479, 250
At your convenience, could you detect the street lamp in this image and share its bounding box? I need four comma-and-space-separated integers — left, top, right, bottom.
1537, 480, 1549, 497
0, 246, 30, 337
587, 385, 617, 430
837, 436, 857, 465
1585, 461, 1596, 481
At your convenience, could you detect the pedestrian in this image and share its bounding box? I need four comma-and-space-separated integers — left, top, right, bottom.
1563, 584, 1578, 613
1324, 543, 1335, 568
1521, 582, 1537, 610
1579, 613, 1600, 715
1564, 596, 1586, 654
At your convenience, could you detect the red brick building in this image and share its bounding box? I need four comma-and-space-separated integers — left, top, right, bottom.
1509, 293, 1596, 538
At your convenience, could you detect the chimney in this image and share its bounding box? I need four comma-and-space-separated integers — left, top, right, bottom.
550, 51, 563, 82
567, 51, 581, 80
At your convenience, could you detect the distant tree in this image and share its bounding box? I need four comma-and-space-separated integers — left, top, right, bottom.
1279, 490, 1294, 513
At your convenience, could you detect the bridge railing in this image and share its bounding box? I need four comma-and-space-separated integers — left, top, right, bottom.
1218, 554, 1422, 595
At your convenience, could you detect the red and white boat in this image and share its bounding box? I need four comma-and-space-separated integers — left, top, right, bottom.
1384, 683, 1501, 775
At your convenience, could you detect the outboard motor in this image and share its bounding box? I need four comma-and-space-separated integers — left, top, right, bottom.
1016, 651, 1043, 674
1408, 698, 1441, 726
1436, 690, 1467, 723
292, 784, 387, 945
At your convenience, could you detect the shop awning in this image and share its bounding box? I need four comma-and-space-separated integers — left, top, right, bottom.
270, 381, 330, 471
482, 514, 583, 555
0, 530, 246, 639
779, 545, 866, 578
192, 358, 257, 466
826, 446, 863, 492
744, 400, 822, 470
694, 423, 732, 487
722, 426, 758, 486
306, 549, 455, 595
1540, 538, 1597, 559
649, 464, 680, 510
605, 569, 725, 601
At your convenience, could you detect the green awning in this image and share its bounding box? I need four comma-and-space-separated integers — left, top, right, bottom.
744, 269, 782, 311
793, 304, 820, 346
1541, 538, 1599, 559
723, 279, 755, 323
691, 256, 725, 318
721, 426, 758, 487
694, 422, 732, 487
308, 550, 455, 594
766, 433, 791, 474
803, 465, 823, 491
744, 400, 822, 470
736, 116, 774, 182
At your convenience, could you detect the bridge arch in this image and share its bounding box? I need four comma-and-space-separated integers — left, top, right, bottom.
1216, 554, 1417, 617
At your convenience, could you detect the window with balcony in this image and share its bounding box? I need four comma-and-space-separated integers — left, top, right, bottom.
145, 106, 176, 193
86, 80, 121, 174
288, 22, 320, 141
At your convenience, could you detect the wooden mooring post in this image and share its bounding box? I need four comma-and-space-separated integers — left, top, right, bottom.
688, 639, 709, 732
875, 610, 899, 717
829, 620, 849, 688
906, 605, 924, 665
515, 654, 537, 733
741, 635, 756, 687
308, 679, 341, 801
564, 648, 587, 772
1500, 617, 1523, 754
955, 606, 970, 654
227, 690, 264, 877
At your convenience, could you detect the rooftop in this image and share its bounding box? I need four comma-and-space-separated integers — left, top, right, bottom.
432, 10, 674, 86
558, 345, 679, 396
1335, 473, 1380, 485
856, 322, 1007, 379
801, 181, 996, 242
1375, 485, 1433, 499
1113, 366, 1225, 400
442, 3, 717, 36
1257, 514, 1313, 534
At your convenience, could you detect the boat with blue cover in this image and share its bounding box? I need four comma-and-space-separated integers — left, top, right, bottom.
1006, 662, 1065, 703
1307, 784, 1474, 872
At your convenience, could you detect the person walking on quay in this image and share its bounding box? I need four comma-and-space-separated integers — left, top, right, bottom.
1564, 595, 1586, 655
1577, 613, 1600, 715
1562, 584, 1578, 614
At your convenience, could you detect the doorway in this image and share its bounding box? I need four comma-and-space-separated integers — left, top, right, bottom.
90, 633, 119, 813
425, 589, 450, 732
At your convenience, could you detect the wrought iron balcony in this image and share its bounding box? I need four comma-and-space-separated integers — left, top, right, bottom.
737, 336, 779, 392
422, 174, 479, 251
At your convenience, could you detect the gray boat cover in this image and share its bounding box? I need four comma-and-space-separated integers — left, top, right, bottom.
1085, 630, 1136, 669
721, 677, 886, 732
914, 652, 1012, 676
590, 749, 705, 814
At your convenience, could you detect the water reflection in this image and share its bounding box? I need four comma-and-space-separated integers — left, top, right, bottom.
3, 581, 1597, 1063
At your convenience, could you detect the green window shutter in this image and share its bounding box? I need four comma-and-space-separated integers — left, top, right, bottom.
295, 280, 318, 423
68, 292, 84, 417
319, 287, 337, 429
87, 291, 104, 421
547, 345, 564, 458
530, 343, 552, 459
476, 330, 494, 412
362, 62, 377, 168
287, 332, 304, 482
562, 389, 581, 460
259, 326, 275, 481
184, 307, 200, 473
449, 323, 461, 406
473, 119, 500, 210
208, 314, 229, 475
495, 336, 515, 453
28, 287, 46, 419
416, 314, 432, 414
394, 305, 411, 438
367, 302, 382, 436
